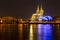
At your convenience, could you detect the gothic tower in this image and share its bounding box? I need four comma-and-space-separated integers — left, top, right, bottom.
31, 4, 44, 21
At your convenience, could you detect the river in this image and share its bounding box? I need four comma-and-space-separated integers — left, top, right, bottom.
0, 23, 60, 40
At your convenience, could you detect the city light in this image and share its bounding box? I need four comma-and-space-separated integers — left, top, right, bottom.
0, 2, 59, 40
38, 16, 53, 21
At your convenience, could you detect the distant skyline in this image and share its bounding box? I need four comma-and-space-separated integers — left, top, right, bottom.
0, 0, 60, 18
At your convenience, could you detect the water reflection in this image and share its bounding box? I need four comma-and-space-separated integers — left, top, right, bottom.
0, 24, 18, 40
29, 24, 53, 40
37, 24, 43, 40
37, 24, 52, 40
0, 23, 60, 40
18, 24, 23, 40
43, 24, 52, 40
29, 24, 33, 40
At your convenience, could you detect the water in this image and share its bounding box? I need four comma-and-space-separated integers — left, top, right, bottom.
42, 24, 52, 40
0, 24, 18, 40
0, 23, 60, 40
19, 24, 60, 40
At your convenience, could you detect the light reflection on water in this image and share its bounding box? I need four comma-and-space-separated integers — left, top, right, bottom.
37, 24, 43, 40
0, 24, 18, 40
29, 24, 33, 40
29, 24, 53, 40
37, 24, 52, 40
42, 24, 52, 40
0, 23, 60, 40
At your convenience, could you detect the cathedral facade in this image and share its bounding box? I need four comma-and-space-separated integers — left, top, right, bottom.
31, 4, 44, 21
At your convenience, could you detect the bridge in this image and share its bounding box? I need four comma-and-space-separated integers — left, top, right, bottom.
18, 21, 60, 24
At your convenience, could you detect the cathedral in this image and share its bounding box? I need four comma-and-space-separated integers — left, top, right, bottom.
31, 4, 44, 21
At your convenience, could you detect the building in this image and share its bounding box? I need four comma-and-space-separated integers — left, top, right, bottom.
1, 16, 17, 24
31, 4, 44, 21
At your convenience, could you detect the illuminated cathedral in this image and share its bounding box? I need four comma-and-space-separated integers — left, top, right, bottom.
31, 4, 44, 21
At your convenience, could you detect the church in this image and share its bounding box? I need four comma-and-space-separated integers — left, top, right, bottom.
31, 4, 44, 21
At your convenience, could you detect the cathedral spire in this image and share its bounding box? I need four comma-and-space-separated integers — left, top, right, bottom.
36, 4, 44, 16
39, 4, 44, 16
36, 4, 40, 13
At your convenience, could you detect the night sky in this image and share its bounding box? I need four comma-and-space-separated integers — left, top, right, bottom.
0, 0, 60, 18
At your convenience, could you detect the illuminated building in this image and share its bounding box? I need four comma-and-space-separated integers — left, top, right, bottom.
0, 18, 3, 23
18, 18, 23, 23
38, 16, 53, 21
31, 4, 44, 21
53, 17, 60, 23
1, 16, 17, 24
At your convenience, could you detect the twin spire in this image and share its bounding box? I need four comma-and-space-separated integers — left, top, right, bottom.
30, 4, 44, 20
36, 4, 44, 16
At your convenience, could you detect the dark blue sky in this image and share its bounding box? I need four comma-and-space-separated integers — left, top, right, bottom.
0, 0, 60, 18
